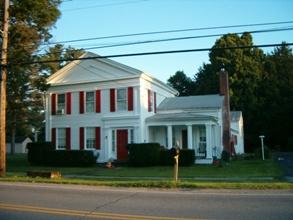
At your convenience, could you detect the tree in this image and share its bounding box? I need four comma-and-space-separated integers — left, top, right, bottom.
167, 71, 195, 96
0, 0, 61, 154
259, 43, 293, 150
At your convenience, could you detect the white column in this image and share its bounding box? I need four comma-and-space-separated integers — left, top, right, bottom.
206, 124, 212, 159
187, 125, 193, 149
146, 125, 149, 142
167, 125, 173, 149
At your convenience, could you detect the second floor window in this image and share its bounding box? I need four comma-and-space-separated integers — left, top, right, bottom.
57, 94, 65, 112
117, 88, 127, 111
86, 91, 95, 113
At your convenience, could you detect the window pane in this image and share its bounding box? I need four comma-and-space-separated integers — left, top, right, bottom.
117, 88, 127, 111
58, 128, 66, 149
86, 92, 95, 112
86, 127, 95, 149
57, 94, 65, 110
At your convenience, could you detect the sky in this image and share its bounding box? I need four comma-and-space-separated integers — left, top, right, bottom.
49, 0, 293, 82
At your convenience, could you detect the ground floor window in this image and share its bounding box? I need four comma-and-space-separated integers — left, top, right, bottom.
86, 127, 95, 149
57, 128, 66, 149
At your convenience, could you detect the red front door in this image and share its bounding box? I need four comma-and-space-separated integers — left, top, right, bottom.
117, 129, 128, 161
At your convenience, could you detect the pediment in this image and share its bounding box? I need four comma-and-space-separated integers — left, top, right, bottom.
47, 52, 142, 85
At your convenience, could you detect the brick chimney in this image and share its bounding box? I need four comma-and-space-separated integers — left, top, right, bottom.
219, 69, 231, 154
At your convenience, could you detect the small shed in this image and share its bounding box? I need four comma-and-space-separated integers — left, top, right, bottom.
6, 136, 32, 154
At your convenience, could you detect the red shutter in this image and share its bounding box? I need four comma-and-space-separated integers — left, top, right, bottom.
80, 127, 84, 150
154, 92, 157, 113
95, 127, 101, 149
51, 128, 56, 148
110, 88, 115, 112
66, 128, 71, 150
148, 89, 151, 112
51, 94, 56, 115
128, 87, 133, 111
79, 91, 84, 114
96, 90, 101, 113
66, 92, 71, 114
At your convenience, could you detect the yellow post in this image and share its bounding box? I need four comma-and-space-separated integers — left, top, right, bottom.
173, 154, 179, 182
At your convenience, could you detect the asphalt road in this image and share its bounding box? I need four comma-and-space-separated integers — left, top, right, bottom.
0, 182, 292, 220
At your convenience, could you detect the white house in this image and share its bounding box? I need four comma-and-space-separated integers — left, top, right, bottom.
45, 52, 244, 164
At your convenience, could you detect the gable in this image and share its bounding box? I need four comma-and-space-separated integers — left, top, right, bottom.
47, 52, 143, 85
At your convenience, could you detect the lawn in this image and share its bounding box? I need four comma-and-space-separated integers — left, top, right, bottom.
3, 154, 292, 189
6, 154, 283, 179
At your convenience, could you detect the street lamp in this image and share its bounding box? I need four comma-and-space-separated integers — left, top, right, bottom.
259, 135, 265, 160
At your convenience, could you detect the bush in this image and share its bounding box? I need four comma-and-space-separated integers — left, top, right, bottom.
221, 150, 230, 162
47, 150, 97, 167
27, 142, 97, 167
159, 148, 195, 166
254, 146, 271, 159
27, 142, 55, 165
286, 136, 293, 152
127, 143, 160, 166
179, 149, 195, 166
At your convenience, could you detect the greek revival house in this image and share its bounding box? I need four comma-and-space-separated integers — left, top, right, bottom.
45, 52, 244, 164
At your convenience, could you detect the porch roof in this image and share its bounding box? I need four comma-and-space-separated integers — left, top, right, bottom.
157, 94, 223, 111
146, 112, 218, 123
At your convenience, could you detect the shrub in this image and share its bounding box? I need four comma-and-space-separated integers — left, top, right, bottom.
221, 150, 230, 162
254, 146, 271, 159
47, 150, 97, 167
179, 149, 195, 166
286, 136, 293, 152
127, 143, 160, 166
27, 142, 55, 165
159, 148, 195, 166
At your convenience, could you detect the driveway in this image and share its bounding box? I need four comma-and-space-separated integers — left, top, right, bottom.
275, 152, 293, 182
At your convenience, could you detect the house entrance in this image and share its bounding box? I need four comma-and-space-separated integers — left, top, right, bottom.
181, 129, 187, 149
117, 129, 128, 161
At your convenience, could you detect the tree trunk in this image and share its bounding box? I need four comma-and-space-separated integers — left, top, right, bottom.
10, 114, 16, 155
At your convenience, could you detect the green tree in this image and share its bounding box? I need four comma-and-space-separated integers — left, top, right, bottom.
167, 71, 195, 96
259, 43, 293, 151
0, 0, 61, 154
192, 33, 265, 151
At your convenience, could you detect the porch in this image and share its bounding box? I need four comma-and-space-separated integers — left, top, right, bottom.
146, 113, 222, 164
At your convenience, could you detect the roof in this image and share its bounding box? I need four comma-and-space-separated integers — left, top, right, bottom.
230, 111, 242, 122
157, 94, 224, 111
146, 112, 218, 123
6, 136, 32, 143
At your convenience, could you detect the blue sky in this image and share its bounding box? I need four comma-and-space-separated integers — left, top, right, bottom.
50, 0, 293, 82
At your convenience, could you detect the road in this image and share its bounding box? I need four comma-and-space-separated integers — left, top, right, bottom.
0, 182, 292, 220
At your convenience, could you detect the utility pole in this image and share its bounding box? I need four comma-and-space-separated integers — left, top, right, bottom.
0, 0, 9, 177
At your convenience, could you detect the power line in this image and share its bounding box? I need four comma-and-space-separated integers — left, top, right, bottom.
43, 20, 293, 46
8, 42, 293, 66
74, 27, 293, 51
32, 26, 293, 57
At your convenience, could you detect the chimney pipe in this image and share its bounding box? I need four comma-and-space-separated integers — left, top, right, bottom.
219, 69, 232, 155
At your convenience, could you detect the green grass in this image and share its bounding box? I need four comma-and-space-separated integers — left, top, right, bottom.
6, 154, 283, 178
2, 154, 292, 189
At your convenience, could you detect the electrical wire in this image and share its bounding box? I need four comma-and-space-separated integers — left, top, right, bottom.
8, 42, 293, 66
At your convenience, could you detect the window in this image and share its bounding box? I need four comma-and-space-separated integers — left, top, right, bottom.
57, 94, 65, 113
86, 127, 95, 149
130, 129, 134, 143
117, 88, 127, 111
57, 128, 66, 149
86, 91, 95, 113
112, 130, 116, 152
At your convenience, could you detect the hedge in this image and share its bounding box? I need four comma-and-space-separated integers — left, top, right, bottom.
127, 143, 161, 166
160, 148, 195, 166
27, 142, 55, 166
27, 142, 97, 167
